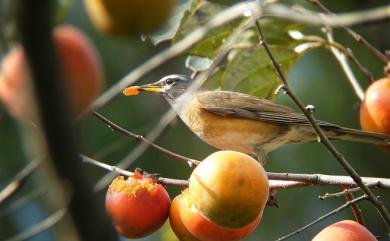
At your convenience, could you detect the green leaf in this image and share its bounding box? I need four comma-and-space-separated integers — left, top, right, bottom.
257, 18, 303, 46
204, 46, 299, 99
142, 0, 198, 45
173, 1, 242, 58
173, 1, 303, 58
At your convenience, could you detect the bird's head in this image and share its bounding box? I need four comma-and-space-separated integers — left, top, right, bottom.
124, 74, 193, 102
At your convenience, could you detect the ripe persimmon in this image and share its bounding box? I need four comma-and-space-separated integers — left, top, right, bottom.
178, 189, 261, 241
0, 25, 103, 120
169, 190, 201, 241
188, 150, 269, 228
360, 77, 390, 136
84, 0, 176, 35
312, 220, 377, 241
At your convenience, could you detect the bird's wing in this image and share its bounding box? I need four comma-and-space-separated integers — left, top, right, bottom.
196, 91, 338, 127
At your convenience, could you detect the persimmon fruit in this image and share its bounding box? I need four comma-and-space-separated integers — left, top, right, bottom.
312, 220, 377, 241
0, 25, 103, 120
360, 77, 390, 135
169, 190, 201, 241
105, 173, 171, 239
84, 0, 176, 36
175, 189, 261, 241
188, 150, 269, 229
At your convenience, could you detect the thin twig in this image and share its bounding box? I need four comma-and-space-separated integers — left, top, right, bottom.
0, 187, 46, 219
319, 187, 362, 200
265, 4, 390, 27
0, 160, 41, 205
324, 25, 365, 100
94, 108, 178, 191
92, 111, 200, 167
344, 190, 365, 225
5, 208, 67, 241
295, 34, 374, 83
277, 195, 369, 240
254, 21, 390, 230
309, 0, 388, 63
81, 155, 188, 187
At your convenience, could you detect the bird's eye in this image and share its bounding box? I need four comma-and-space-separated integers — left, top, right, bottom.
165, 78, 174, 85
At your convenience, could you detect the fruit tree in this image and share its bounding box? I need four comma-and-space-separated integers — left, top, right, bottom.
0, 0, 389, 241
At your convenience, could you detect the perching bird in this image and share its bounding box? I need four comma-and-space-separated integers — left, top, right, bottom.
123, 74, 390, 159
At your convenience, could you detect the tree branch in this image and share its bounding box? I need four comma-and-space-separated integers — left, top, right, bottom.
254, 20, 390, 230
264, 4, 390, 28
267, 172, 390, 189
319, 187, 364, 200
92, 111, 199, 167
277, 195, 369, 240
81, 155, 188, 187
5, 208, 67, 241
84, 155, 390, 190
0, 159, 41, 205
309, 0, 388, 63
326, 30, 365, 101
94, 108, 178, 191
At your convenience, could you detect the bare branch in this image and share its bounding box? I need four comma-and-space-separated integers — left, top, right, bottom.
277, 195, 369, 240
81, 155, 188, 187
5, 208, 67, 241
0, 187, 46, 219
295, 34, 370, 99
0, 160, 41, 205
326, 31, 365, 100
94, 108, 178, 191
309, 0, 388, 63
320, 187, 367, 201
254, 19, 390, 229
268, 172, 390, 189
83, 155, 390, 190
265, 4, 390, 28
344, 191, 365, 225
92, 111, 200, 167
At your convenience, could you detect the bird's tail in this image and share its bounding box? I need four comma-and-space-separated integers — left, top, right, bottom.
325, 126, 390, 146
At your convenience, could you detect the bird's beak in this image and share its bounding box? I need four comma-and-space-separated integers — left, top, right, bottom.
123, 83, 163, 96
138, 83, 163, 93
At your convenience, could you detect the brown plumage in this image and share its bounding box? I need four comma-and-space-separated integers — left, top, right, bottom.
133, 75, 390, 155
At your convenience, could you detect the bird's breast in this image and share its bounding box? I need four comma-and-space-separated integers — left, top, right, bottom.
178, 97, 286, 154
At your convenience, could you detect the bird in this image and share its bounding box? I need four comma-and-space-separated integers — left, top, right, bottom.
123, 74, 390, 161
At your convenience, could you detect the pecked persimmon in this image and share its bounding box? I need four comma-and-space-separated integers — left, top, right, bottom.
312, 220, 377, 241
177, 189, 261, 241
188, 151, 269, 229
105, 173, 171, 239
0, 25, 103, 120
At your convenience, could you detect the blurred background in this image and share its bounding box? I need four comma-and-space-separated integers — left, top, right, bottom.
0, 0, 389, 240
